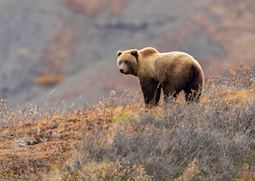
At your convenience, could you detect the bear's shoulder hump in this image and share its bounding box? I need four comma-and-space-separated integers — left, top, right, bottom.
139, 47, 159, 58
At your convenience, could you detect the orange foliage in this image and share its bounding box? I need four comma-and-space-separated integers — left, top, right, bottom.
109, 0, 130, 16
35, 75, 64, 86
60, 0, 102, 16
60, 0, 131, 16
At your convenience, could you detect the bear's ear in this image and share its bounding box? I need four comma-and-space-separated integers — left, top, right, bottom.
131, 49, 139, 60
117, 50, 122, 57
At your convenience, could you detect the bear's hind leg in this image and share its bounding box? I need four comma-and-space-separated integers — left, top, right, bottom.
185, 66, 203, 103
185, 88, 201, 103
162, 82, 178, 104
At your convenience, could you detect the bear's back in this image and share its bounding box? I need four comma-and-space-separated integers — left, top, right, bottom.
150, 51, 203, 82
156, 51, 201, 69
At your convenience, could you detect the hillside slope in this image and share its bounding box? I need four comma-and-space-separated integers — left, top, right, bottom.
1, 0, 255, 108
0, 71, 254, 180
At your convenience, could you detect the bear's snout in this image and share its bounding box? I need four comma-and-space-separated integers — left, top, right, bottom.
120, 69, 124, 73
118, 62, 128, 74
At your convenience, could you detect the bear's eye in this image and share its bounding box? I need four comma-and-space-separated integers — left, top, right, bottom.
118, 60, 125, 66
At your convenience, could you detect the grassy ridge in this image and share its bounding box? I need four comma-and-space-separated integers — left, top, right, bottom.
0, 66, 254, 180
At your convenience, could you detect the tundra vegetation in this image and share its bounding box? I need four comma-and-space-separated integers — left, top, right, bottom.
0, 65, 254, 180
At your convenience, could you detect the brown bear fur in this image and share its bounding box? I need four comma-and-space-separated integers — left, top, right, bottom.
117, 47, 204, 107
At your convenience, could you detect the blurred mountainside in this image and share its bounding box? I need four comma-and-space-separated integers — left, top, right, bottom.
0, 0, 255, 108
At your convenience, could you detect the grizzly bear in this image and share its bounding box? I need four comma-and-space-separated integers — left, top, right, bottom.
116, 47, 204, 107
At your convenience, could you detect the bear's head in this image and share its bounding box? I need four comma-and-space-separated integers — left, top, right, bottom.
116, 49, 139, 76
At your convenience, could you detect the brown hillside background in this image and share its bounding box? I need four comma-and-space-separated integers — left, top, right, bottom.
0, 0, 255, 108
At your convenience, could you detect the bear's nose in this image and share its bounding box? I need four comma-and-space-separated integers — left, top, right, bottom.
120, 69, 124, 73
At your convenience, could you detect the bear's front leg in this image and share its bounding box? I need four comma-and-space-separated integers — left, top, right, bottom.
139, 78, 161, 107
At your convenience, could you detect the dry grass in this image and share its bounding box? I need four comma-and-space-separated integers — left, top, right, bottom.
0, 65, 254, 180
